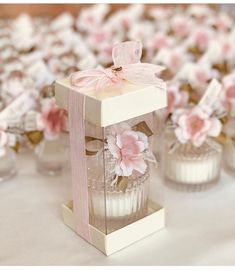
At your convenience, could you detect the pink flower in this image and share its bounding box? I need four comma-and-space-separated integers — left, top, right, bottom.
221, 76, 235, 111
170, 15, 192, 39
192, 28, 213, 51
152, 33, 171, 50
154, 48, 186, 74
107, 123, 148, 176
169, 51, 184, 73
221, 40, 233, 57
76, 4, 109, 33
214, 13, 233, 32
39, 99, 66, 139
164, 82, 189, 117
188, 64, 213, 92
172, 105, 222, 147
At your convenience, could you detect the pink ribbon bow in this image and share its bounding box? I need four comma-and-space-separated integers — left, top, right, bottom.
70, 41, 165, 91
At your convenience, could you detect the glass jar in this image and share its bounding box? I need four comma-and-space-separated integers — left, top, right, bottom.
0, 147, 17, 182
35, 135, 68, 176
88, 149, 149, 233
163, 131, 222, 191
224, 138, 235, 175
85, 113, 155, 234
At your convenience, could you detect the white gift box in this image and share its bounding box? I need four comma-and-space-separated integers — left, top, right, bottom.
55, 75, 166, 255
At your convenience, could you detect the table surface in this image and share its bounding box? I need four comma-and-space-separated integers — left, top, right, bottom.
1, 150, 235, 266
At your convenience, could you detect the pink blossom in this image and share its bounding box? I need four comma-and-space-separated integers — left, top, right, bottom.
188, 64, 213, 92
146, 33, 172, 60
171, 15, 192, 39
154, 48, 186, 74
172, 105, 222, 147
214, 13, 233, 32
221, 40, 233, 57
76, 4, 109, 33
39, 99, 66, 139
192, 28, 213, 51
107, 123, 148, 176
221, 77, 235, 111
164, 82, 189, 117
169, 51, 184, 73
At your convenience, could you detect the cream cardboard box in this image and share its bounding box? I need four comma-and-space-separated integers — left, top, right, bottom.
55, 78, 167, 127
55, 78, 167, 256
62, 200, 165, 256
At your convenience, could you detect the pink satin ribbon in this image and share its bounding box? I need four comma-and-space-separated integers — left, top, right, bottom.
68, 41, 165, 242
68, 89, 91, 242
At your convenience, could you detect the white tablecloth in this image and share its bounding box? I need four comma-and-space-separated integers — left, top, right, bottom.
1, 151, 235, 266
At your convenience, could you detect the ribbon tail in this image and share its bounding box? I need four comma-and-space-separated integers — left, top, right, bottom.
119, 63, 166, 89
68, 89, 91, 243
112, 41, 142, 66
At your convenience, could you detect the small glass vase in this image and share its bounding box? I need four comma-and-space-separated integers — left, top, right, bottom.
36, 135, 66, 176
0, 147, 17, 182
88, 150, 149, 233
163, 132, 222, 191
224, 138, 235, 176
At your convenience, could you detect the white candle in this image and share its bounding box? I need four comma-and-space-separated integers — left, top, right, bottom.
89, 178, 148, 219
165, 140, 222, 185
165, 155, 221, 184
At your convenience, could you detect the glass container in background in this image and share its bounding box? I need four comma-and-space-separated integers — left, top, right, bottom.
163, 130, 222, 191
34, 98, 68, 176
35, 134, 68, 176
224, 137, 235, 175
223, 115, 235, 175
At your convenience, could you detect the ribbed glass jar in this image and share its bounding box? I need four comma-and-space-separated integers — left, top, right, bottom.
87, 150, 149, 233
36, 136, 67, 176
224, 138, 235, 175
164, 132, 222, 191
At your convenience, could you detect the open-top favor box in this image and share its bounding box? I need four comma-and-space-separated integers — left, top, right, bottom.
55, 41, 167, 255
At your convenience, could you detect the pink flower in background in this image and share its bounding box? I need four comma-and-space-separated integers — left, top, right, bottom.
221, 40, 233, 57
172, 105, 222, 147
192, 28, 213, 51
152, 33, 171, 50
38, 99, 66, 139
171, 15, 192, 39
107, 123, 148, 176
164, 82, 189, 117
221, 77, 235, 111
169, 51, 184, 73
188, 64, 213, 92
195, 70, 209, 85
76, 4, 109, 33
215, 13, 233, 32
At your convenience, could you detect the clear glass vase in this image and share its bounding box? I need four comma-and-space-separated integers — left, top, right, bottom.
164, 132, 222, 191
0, 147, 17, 182
36, 135, 67, 176
88, 147, 150, 234
224, 138, 235, 176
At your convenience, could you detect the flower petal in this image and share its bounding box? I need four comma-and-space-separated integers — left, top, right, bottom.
131, 157, 147, 174
208, 118, 222, 137
107, 135, 120, 159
